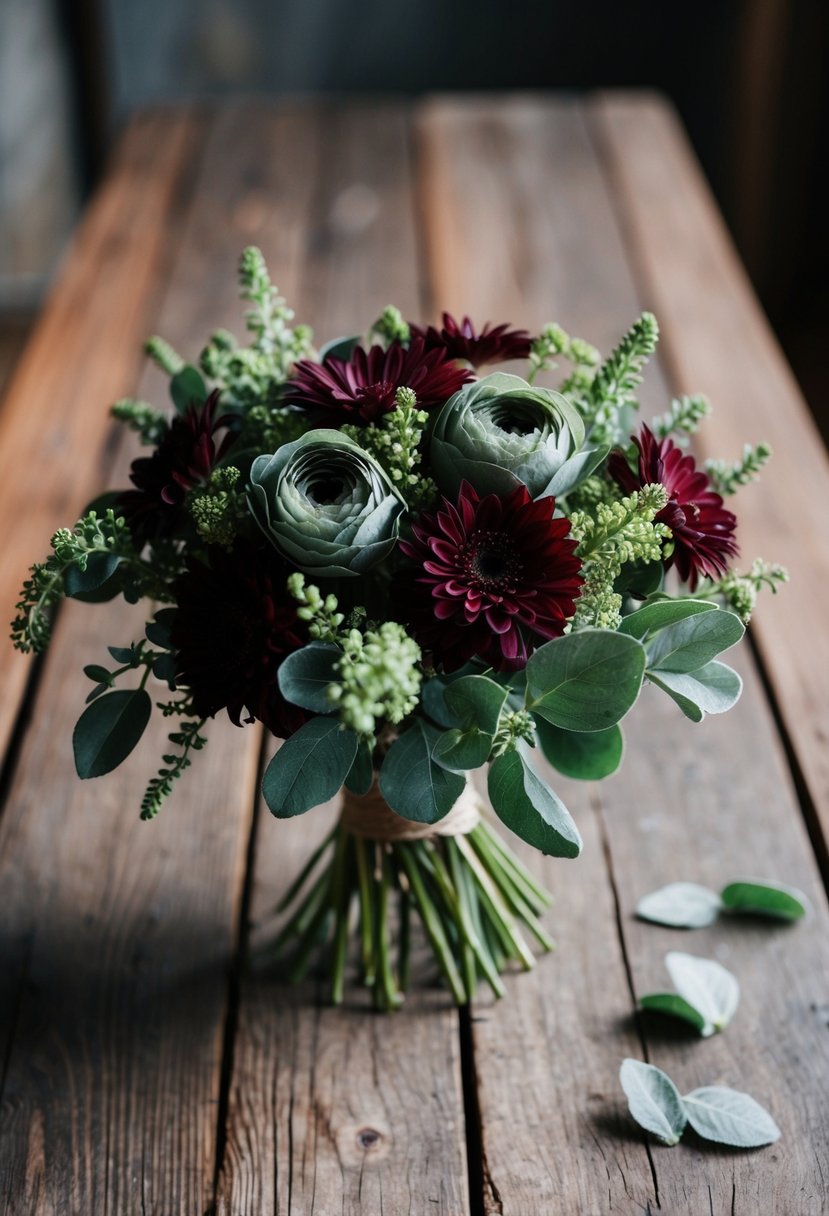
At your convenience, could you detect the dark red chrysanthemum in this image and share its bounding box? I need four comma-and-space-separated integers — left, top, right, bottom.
399, 480, 583, 671
285, 337, 473, 424
410, 313, 532, 367
171, 542, 307, 738
608, 424, 739, 590
119, 389, 235, 542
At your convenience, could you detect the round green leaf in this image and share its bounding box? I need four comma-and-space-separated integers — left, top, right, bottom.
262, 718, 357, 818
682, 1086, 781, 1148
432, 726, 493, 773
345, 740, 374, 796
526, 629, 646, 732
639, 993, 708, 1035
64, 552, 121, 598
277, 643, 340, 713
619, 1059, 687, 1146
170, 364, 207, 412
646, 609, 744, 674
636, 882, 722, 929
379, 721, 465, 823
487, 750, 582, 858
73, 689, 152, 779
618, 598, 716, 639
443, 674, 508, 735
720, 879, 808, 921
647, 661, 742, 722
534, 719, 623, 780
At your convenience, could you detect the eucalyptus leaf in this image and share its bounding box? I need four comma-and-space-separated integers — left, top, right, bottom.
525, 629, 646, 732
615, 559, 663, 598
487, 749, 582, 858
73, 689, 152, 779
64, 552, 121, 597
665, 952, 740, 1036
318, 334, 360, 361
277, 643, 340, 713
108, 645, 136, 664
443, 674, 508, 735
618, 598, 716, 640
639, 993, 709, 1035
170, 364, 207, 412
145, 609, 177, 650
432, 726, 493, 772
619, 1059, 687, 1146
646, 610, 744, 674
534, 719, 623, 780
421, 677, 457, 728
83, 664, 113, 685
647, 661, 742, 722
379, 721, 465, 823
683, 1086, 781, 1148
345, 740, 374, 796
720, 879, 808, 921
261, 718, 357, 818
636, 882, 722, 929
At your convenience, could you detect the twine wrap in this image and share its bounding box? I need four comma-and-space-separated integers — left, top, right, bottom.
340, 777, 481, 842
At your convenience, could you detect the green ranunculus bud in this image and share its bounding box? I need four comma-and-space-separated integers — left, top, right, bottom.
248, 431, 406, 577
430, 372, 606, 499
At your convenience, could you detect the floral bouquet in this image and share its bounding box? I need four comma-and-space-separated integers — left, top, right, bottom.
12, 248, 785, 1010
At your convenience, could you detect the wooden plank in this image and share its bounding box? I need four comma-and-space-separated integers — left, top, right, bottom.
418, 93, 829, 1213
416, 95, 664, 1214
591, 92, 829, 857
215, 104, 470, 1216
585, 91, 829, 1216
0, 106, 284, 1214
0, 111, 204, 760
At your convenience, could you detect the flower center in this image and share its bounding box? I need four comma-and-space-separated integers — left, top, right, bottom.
306, 475, 347, 505
463, 530, 521, 590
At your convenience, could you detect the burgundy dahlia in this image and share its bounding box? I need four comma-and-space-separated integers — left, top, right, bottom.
399, 480, 583, 672
411, 313, 532, 367
285, 337, 473, 425
608, 424, 739, 590
119, 389, 234, 542
171, 542, 306, 738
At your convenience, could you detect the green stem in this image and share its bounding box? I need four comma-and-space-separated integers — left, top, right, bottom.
467, 832, 555, 951
455, 834, 536, 970
330, 832, 351, 1005
377, 849, 402, 1010
398, 886, 411, 992
474, 822, 554, 909
445, 838, 505, 999
354, 836, 376, 986
395, 844, 468, 1005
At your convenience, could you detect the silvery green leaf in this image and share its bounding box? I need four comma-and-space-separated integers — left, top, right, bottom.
645, 610, 744, 674
647, 662, 742, 722
636, 882, 722, 928
720, 878, 809, 921
639, 993, 708, 1035
619, 1059, 687, 1146
665, 952, 739, 1036
618, 598, 717, 640
683, 1086, 781, 1148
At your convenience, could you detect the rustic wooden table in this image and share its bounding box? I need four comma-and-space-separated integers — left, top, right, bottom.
1, 94, 828, 1215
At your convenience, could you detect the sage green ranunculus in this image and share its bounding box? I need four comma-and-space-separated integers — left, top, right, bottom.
248, 431, 405, 577
430, 373, 606, 499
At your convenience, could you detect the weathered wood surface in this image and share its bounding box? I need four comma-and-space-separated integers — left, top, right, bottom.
1, 95, 827, 1215
418, 94, 829, 1214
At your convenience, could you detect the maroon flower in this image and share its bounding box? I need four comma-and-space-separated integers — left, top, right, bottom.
119, 389, 235, 542
285, 337, 473, 424
608, 424, 739, 590
399, 480, 583, 671
411, 313, 532, 367
171, 542, 307, 738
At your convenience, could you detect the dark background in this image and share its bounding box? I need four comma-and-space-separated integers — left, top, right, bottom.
2, 0, 827, 437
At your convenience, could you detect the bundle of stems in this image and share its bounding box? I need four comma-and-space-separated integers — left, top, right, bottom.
264, 816, 555, 1010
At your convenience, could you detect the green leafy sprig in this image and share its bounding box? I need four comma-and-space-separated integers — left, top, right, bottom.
704, 442, 773, 496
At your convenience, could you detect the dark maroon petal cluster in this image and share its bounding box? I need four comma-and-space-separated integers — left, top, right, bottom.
411, 313, 532, 367
119, 389, 234, 542
399, 480, 583, 672
171, 542, 307, 738
608, 424, 739, 591
285, 337, 473, 424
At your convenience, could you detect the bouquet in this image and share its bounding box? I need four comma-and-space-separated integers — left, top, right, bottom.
12, 248, 786, 1010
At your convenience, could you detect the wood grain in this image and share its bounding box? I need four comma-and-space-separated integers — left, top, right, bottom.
417, 96, 664, 1214
419, 93, 829, 1213
0, 107, 280, 1214
0, 111, 205, 761
214, 104, 470, 1216
591, 92, 829, 859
